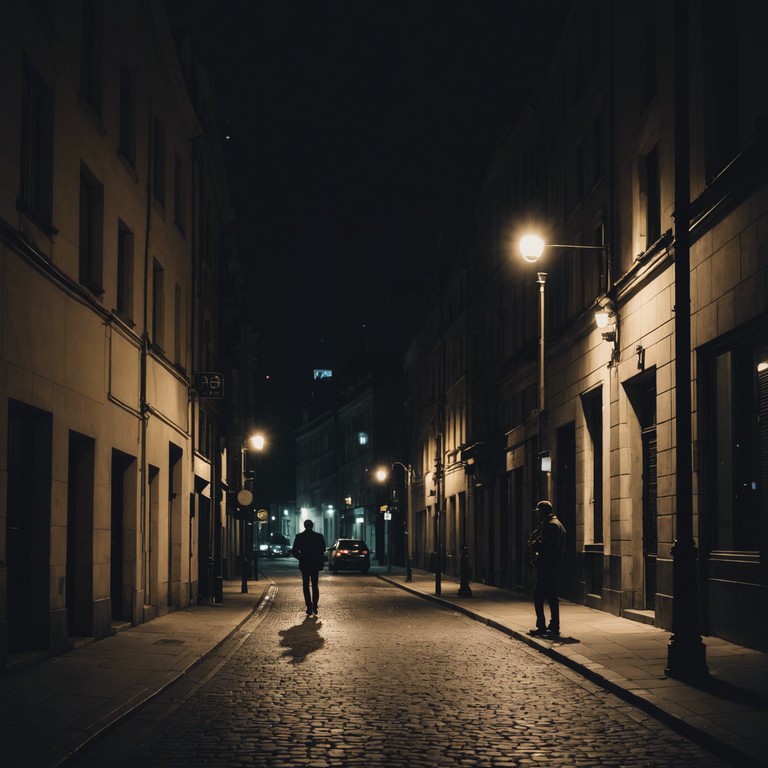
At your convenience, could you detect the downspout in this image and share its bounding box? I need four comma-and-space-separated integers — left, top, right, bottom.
140, 103, 153, 613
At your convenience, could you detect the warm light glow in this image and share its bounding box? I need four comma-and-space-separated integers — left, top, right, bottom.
758, 361, 768, 372
520, 234, 546, 263
249, 433, 266, 451
375, 467, 389, 483
595, 309, 611, 329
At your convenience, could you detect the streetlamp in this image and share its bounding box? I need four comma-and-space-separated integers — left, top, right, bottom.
239, 432, 266, 593
518, 234, 613, 498
376, 462, 412, 580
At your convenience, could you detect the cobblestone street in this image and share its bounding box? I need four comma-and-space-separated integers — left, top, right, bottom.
69, 562, 731, 768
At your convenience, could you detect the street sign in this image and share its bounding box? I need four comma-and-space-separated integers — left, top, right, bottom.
256, 508, 269, 522
196, 372, 224, 398
384, 512, 392, 521
237, 489, 253, 507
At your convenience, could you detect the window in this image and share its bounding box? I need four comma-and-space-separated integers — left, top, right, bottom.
152, 116, 166, 207
20, 58, 53, 226
174, 283, 182, 365
641, 145, 660, 247
79, 0, 102, 115
712, 341, 766, 551
152, 259, 164, 349
174, 153, 185, 232
116, 221, 134, 319
118, 66, 136, 167
79, 164, 103, 292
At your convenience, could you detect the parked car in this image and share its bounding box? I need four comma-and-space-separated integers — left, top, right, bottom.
267, 532, 291, 558
327, 538, 370, 574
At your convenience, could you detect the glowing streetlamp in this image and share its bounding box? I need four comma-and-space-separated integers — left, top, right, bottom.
375, 462, 412, 578
239, 432, 266, 593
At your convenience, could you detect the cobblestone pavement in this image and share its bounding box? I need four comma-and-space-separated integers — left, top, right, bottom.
68, 564, 731, 768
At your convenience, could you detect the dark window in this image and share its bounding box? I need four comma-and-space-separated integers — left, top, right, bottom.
79, 0, 102, 114
702, 0, 740, 181
118, 66, 136, 167
20, 58, 53, 225
152, 259, 164, 348
116, 221, 134, 319
174, 283, 182, 365
152, 116, 166, 207
79, 164, 103, 292
713, 342, 766, 550
642, 145, 660, 247
174, 153, 185, 232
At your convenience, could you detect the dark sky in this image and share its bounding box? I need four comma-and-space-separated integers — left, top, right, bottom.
169, 0, 569, 412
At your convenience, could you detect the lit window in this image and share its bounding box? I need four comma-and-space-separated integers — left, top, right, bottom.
358, 432, 368, 446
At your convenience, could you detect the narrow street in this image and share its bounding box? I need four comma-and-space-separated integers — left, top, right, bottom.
65, 560, 729, 768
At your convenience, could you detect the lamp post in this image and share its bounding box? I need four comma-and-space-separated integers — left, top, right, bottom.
239, 432, 266, 594
376, 462, 412, 580
519, 235, 614, 515
665, 0, 707, 681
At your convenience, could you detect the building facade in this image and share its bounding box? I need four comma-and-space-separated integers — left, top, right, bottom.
405, 0, 768, 652
0, 0, 239, 669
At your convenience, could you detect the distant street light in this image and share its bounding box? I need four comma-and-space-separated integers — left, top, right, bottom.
240, 432, 266, 593
375, 462, 412, 577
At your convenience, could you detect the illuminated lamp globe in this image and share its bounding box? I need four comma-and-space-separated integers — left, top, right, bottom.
520, 235, 546, 263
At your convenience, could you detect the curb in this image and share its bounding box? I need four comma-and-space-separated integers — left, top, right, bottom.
377, 574, 762, 768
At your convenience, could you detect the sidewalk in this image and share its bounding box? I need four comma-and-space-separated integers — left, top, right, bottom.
0, 581, 271, 768
379, 567, 768, 768
1, 570, 767, 768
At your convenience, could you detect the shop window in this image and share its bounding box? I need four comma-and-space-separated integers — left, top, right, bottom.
713, 342, 766, 550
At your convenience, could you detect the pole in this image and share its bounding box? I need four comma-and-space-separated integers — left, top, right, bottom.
405, 465, 413, 582
435, 430, 442, 596
537, 272, 549, 500
666, 0, 707, 680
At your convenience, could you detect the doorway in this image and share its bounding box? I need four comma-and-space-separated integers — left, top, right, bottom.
6, 401, 52, 653
67, 432, 95, 638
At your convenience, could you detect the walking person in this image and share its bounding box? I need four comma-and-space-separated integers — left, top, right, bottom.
292, 519, 327, 616
528, 500, 566, 637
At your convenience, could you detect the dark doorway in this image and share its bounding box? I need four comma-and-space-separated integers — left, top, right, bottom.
639, 383, 658, 609
6, 401, 52, 653
510, 467, 525, 587
168, 443, 183, 608
197, 494, 212, 602
110, 450, 134, 621
67, 432, 95, 638
555, 422, 577, 598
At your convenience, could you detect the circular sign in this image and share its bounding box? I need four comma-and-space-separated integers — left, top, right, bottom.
256, 508, 269, 522
237, 489, 253, 507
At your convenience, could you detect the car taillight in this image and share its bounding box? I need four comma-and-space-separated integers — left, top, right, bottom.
362, 549, 369, 555
339, 549, 349, 554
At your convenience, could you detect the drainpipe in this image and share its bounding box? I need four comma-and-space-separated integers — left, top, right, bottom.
665, 0, 708, 681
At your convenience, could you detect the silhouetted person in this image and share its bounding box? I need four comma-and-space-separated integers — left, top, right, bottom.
292, 519, 326, 615
528, 500, 566, 637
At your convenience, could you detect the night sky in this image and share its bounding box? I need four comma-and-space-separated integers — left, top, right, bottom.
171, 1, 569, 371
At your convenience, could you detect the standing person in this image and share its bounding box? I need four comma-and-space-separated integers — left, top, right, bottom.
528, 500, 566, 637
292, 519, 327, 616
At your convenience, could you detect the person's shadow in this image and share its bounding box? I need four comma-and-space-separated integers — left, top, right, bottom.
279, 617, 325, 663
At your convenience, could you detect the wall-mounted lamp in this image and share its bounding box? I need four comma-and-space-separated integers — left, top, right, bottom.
595, 295, 619, 367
